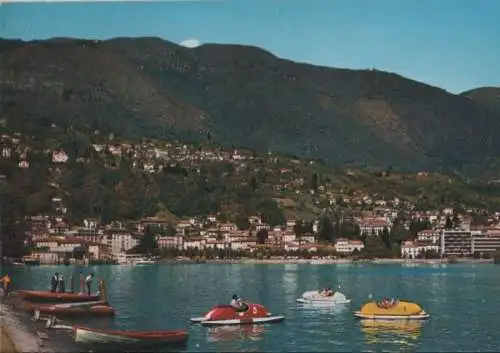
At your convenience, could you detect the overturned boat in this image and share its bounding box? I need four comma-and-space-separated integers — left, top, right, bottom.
297, 290, 351, 304
190, 302, 285, 326
354, 299, 430, 320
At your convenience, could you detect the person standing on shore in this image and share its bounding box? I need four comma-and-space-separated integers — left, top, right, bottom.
58, 274, 66, 292
79, 272, 85, 294
0, 274, 11, 298
69, 275, 74, 293
85, 273, 94, 295
50, 272, 59, 292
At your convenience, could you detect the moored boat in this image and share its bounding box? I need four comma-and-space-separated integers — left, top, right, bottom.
190, 302, 285, 326
297, 290, 351, 304
354, 298, 430, 320
135, 259, 158, 265
17, 290, 100, 303
72, 325, 189, 347
26, 301, 116, 318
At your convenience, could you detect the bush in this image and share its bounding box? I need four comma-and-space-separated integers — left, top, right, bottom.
493, 250, 500, 264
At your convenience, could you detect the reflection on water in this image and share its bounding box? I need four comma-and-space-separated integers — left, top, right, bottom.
282, 269, 298, 303
206, 324, 266, 343
360, 319, 425, 348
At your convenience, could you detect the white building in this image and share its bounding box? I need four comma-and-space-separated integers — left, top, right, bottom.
104, 232, 140, 254
440, 230, 473, 257
334, 238, 365, 253
401, 241, 439, 259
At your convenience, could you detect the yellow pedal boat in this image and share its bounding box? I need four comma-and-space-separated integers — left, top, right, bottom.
354, 299, 430, 320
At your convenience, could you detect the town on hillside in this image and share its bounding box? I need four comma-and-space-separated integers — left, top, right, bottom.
2, 131, 500, 264
18, 201, 500, 265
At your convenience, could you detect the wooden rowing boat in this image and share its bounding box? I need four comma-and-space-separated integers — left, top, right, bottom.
24, 301, 116, 318
72, 326, 189, 347
17, 290, 99, 303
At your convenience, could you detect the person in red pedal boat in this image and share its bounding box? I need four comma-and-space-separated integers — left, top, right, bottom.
230, 294, 248, 312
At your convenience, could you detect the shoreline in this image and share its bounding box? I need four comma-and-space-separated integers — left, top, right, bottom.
163, 257, 495, 265
0, 302, 48, 353
0, 298, 77, 353
4, 258, 495, 267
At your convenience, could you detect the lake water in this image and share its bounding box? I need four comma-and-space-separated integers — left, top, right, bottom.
4, 263, 500, 352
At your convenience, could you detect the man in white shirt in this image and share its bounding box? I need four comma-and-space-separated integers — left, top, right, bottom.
230, 294, 241, 309
85, 273, 94, 295
230, 294, 248, 312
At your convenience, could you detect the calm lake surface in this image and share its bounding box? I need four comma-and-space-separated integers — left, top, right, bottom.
5, 263, 500, 352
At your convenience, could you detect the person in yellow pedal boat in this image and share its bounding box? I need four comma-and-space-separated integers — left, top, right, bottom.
0, 274, 11, 298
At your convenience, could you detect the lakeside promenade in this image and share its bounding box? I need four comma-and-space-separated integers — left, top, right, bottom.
166, 257, 494, 265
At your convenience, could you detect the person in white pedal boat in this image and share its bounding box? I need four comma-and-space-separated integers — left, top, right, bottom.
319, 287, 334, 297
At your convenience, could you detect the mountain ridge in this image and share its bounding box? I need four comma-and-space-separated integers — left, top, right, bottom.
2, 37, 500, 177
461, 87, 500, 115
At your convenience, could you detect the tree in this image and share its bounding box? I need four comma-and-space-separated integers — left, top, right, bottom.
293, 220, 304, 237
165, 222, 177, 237
471, 212, 488, 226
310, 173, 318, 192
256, 229, 268, 244
1, 186, 27, 258
409, 219, 431, 237
135, 226, 159, 255
317, 216, 334, 243
444, 216, 453, 230
250, 176, 258, 192
493, 249, 500, 264
234, 213, 250, 230
389, 218, 409, 244
380, 227, 391, 249
452, 213, 461, 229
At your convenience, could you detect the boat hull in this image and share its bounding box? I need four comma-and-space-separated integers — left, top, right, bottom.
199, 315, 285, 326
18, 290, 99, 303
296, 298, 351, 304
25, 302, 115, 318
73, 326, 189, 348
354, 311, 430, 320
298, 291, 351, 304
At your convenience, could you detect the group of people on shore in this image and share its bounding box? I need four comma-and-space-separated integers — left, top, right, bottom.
50, 272, 94, 295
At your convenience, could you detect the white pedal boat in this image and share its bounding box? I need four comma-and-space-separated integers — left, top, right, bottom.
297, 290, 351, 304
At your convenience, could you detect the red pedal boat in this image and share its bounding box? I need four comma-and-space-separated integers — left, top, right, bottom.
190, 302, 285, 326
17, 290, 99, 303
72, 326, 189, 348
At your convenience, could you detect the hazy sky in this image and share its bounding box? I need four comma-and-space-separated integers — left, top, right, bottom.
1, 0, 499, 94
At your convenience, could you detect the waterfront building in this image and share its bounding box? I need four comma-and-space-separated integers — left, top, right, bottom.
440, 230, 473, 257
